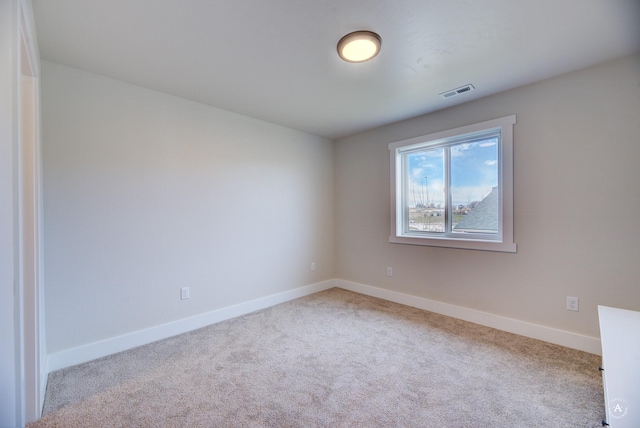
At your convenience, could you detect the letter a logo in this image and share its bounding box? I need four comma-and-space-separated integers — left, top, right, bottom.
609, 399, 628, 419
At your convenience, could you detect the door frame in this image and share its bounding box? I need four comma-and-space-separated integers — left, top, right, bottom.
16, 0, 44, 423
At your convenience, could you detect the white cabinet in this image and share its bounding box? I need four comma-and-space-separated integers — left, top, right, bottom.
598, 306, 640, 427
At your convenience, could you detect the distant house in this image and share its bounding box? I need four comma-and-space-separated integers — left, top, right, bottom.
453, 187, 498, 233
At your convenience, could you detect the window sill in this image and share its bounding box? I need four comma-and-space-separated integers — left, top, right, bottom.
389, 234, 517, 253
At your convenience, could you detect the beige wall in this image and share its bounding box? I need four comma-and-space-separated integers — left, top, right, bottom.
42, 61, 335, 353
41, 53, 640, 359
334, 54, 640, 339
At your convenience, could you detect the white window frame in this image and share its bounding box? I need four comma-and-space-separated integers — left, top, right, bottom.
389, 115, 516, 253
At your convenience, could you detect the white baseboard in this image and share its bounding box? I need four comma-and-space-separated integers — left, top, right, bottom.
335, 279, 602, 355
40, 358, 48, 416
46, 280, 336, 373
45, 277, 601, 376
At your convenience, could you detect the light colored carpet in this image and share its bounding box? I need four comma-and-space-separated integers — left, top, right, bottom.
31, 288, 604, 427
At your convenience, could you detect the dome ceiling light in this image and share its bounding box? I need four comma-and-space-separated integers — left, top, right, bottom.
337, 31, 382, 63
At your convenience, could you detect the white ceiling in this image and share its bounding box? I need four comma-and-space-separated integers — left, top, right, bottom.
32, 0, 640, 139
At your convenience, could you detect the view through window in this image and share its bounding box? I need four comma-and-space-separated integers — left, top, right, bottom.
405, 134, 499, 234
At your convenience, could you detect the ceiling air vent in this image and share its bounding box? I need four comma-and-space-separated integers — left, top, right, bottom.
439, 84, 475, 100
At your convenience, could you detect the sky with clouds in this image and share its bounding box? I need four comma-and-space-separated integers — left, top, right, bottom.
407, 137, 498, 207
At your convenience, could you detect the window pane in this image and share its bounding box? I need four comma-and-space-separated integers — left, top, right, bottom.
450, 138, 499, 234
405, 148, 445, 233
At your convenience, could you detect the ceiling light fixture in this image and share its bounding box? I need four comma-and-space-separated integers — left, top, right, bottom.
337, 31, 382, 63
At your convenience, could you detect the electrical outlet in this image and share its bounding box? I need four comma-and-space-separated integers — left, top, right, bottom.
181, 287, 190, 300
567, 296, 579, 311
311, 262, 316, 271
387, 267, 393, 277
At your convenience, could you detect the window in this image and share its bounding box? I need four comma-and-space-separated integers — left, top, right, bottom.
389, 115, 516, 252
